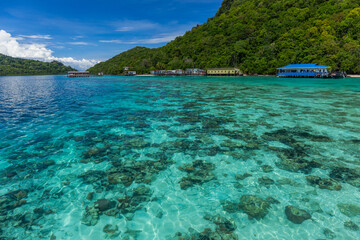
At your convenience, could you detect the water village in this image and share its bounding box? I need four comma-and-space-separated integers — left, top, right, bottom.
69, 63, 346, 78
150, 68, 242, 76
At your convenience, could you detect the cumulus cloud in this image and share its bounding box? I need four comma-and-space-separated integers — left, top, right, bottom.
0, 30, 98, 70
0, 30, 53, 59
48, 56, 99, 70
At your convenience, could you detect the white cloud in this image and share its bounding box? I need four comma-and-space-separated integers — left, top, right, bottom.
114, 20, 160, 32
0, 30, 53, 59
99, 40, 123, 44
19, 34, 52, 40
143, 33, 182, 44
100, 32, 184, 45
67, 42, 90, 45
103, 19, 197, 46
48, 56, 99, 70
52, 45, 65, 49
71, 36, 85, 40
0, 30, 99, 70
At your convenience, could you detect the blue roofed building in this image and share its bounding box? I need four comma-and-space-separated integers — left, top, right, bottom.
277, 63, 330, 78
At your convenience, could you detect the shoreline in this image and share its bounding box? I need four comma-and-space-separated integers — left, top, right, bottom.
2, 74, 358, 78
135, 74, 360, 78
135, 74, 277, 77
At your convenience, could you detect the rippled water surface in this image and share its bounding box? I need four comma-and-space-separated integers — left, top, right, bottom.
1, 75, 360, 239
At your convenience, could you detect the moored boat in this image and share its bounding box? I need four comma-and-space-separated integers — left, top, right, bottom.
330, 71, 346, 78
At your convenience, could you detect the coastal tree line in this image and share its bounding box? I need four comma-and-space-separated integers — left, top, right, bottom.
0, 54, 76, 76
88, 0, 360, 75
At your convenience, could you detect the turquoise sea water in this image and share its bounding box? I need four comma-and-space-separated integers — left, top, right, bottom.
0, 75, 360, 239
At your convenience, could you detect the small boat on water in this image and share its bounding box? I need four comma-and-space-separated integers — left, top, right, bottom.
330, 72, 346, 78
277, 63, 346, 78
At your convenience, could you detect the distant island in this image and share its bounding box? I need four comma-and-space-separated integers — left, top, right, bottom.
0, 54, 76, 76
88, 0, 360, 75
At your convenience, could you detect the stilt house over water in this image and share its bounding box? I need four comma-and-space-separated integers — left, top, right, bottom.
68, 71, 90, 77
185, 68, 206, 76
277, 64, 330, 78
207, 68, 242, 76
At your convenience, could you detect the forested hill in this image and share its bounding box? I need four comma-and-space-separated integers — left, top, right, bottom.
0, 54, 76, 76
88, 0, 360, 75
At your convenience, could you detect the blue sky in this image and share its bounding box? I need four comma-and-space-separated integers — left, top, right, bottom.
0, 0, 222, 69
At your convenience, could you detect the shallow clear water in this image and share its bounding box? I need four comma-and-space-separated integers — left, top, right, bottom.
0, 75, 360, 240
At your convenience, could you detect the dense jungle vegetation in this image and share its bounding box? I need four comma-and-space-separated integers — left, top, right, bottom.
0, 54, 76, 76
88, 0, 360, 75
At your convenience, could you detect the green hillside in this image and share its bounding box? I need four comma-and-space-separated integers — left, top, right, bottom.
0, 54, 76, 76
88, 0, 360, 75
